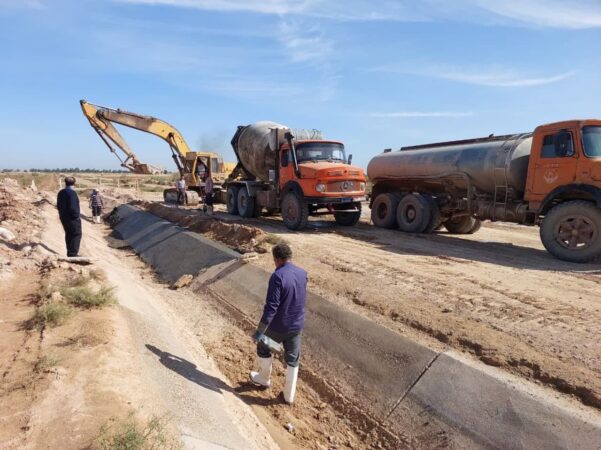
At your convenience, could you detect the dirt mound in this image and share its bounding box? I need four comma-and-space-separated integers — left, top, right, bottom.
0, 179, 22, 222
144, 202, 267, 254
0, 178, 54, 279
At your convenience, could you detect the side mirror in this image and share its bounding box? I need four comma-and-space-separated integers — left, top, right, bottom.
347, 154, 353, 165
554, 131, 574, 157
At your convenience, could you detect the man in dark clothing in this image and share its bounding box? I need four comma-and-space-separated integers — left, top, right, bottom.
56, 176, 82, 257
250, 243, 307, 404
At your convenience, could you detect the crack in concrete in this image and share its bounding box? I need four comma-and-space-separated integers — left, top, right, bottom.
383, 352, 441, 422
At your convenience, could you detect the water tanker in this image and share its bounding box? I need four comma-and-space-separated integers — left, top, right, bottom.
218, 121, 367, 230
368, 120, 601, 263
368, 133, 533, 195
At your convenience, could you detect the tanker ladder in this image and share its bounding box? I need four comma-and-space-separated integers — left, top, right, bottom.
492, 135, 528, 221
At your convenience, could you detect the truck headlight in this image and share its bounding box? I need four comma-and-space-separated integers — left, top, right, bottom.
316, 183, 326, 192
359, 182, 366, 191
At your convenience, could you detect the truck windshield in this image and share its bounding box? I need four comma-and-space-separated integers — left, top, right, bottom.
295, 142, 346, 162
583, 126, 601, 158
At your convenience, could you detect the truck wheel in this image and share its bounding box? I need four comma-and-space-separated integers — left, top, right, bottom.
444, 216, 477, 234
397, 194, 431, 233
281, 192, 309, 230
226, 186, 239, 215
540, 200, 601, 263
371, 193, 400, 228
422, 195, 441, 234
334, 203, 362, 226
237, 188, 255, 218
468, 218, 482, 234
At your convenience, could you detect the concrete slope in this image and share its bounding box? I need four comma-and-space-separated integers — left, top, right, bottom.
112, 205, 239, 283
111, 204, 601, 449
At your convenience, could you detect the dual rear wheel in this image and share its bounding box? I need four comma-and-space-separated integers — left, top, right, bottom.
371, 192, 481, 235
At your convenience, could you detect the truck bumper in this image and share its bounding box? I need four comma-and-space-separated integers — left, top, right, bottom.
304, 196, 366, 205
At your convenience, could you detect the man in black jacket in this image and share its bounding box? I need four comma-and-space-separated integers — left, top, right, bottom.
57, 176, 82, 257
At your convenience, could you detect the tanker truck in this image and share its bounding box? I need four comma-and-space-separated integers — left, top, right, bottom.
217, 121, 367, 230
367, 119, 601, 263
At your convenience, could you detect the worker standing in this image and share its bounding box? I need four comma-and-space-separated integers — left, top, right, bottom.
56, 176, 82, 257
250, 243, 307, 404
176, 176, 187, 206
89, 188, 104, 224
204, 175, 214, 215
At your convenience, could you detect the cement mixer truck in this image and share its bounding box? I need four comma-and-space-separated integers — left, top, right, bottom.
217, 121, 366, 230
368, 119, 601, 262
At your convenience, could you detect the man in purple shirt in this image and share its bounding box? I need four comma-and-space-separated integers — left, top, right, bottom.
250, 243, 307, 404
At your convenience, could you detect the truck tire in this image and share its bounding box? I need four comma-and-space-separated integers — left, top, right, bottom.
444, 216, 478, 234
540, 200, 601, 263
422, 195, 441, 234
334, 203, 362, 226
226, 186, 239, 215
468, 218, 482, 234
281, 192, 309, 230
397, 194, 431, 233
237, 188, 255, 218
371, 193, 400, 228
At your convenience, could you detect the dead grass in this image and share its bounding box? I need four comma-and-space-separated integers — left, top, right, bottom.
33, 354, 59, 373
94, 412, 181, 450
61, 286, 116, 308
30, 303, 73, 330
263, 233, 287, 246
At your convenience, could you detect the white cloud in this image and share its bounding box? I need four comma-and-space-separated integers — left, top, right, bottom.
370, 111, 474, 118
278, 21, 333, 64
378, 64, 576, 88
426, 69, 575, 87
116, 0, 601, 28
471, 0, 601, 29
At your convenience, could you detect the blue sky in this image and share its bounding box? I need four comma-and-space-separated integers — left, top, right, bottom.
1, 0, 600, 171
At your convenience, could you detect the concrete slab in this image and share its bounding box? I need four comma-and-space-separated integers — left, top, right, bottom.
206, 260, 437, 420
401, 352, 601, 449
112, 205, 239, 283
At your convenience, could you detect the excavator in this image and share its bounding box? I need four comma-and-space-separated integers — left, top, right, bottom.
80, 100, 230, 205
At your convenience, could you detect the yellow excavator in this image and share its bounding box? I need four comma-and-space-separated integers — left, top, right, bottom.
80, 99, 231, 205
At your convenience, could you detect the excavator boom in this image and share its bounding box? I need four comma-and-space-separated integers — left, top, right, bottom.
80, 99, 232, 206
80, 100, 165, 174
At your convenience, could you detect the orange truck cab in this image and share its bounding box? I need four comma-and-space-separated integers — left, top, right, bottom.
526, 120, 601, 210
524, 120, 601, 262
224, 126, 367, 230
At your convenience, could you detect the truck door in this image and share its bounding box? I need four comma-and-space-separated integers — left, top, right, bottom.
530, 128, 579, 196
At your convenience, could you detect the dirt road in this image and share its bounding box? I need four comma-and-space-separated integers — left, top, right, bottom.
39, 206, 278, 449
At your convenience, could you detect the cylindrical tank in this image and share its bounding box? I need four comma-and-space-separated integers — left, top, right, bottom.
232, 121, 322, 182
367, 134, 533, 195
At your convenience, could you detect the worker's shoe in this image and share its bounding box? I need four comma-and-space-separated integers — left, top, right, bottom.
250, 356, 272, 387
283, 364, 299, 404
207, 206, 214, 215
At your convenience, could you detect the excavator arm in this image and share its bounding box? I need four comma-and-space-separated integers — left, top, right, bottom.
80, 99, 192, 175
